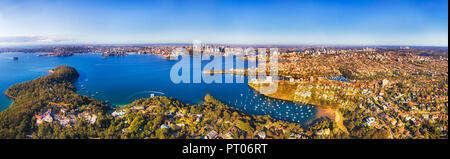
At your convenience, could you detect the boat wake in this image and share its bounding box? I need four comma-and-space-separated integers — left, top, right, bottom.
128, 90, 165, 98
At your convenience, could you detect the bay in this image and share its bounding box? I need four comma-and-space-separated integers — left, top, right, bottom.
0, 52, 316, 124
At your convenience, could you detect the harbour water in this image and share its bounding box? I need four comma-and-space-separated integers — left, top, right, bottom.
0, 52, 316, 124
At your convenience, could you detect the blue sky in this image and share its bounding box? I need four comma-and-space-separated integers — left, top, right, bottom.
0, 0, 448, 46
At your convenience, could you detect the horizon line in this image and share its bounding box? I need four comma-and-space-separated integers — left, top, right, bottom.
0, 42, 448, 49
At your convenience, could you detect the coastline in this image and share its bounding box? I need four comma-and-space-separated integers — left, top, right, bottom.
248, 81, 348, 133
3, 69, 55, 102
3, 91, 15, 99
1, 52, 336, 127
0, 65, 311, 139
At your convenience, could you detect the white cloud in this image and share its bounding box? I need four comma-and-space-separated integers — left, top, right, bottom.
0, 35, 76, 46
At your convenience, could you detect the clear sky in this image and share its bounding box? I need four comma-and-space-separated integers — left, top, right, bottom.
0, 0, 448, 46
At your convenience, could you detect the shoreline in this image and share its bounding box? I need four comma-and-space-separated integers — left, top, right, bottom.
0, 53, 332, 128
3, 91, 15, 99
0, 66, 313, 139
4, 69, 56, 101
248, 82, 348, 133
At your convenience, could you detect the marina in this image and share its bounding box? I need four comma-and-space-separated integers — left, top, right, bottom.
0, 52, 316, 124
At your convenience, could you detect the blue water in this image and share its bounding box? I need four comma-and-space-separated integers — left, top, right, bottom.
327, 75, 349, 82
0, 52, 316, 124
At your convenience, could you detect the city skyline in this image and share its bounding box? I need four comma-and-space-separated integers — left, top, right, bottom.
0, 0, 448, 47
